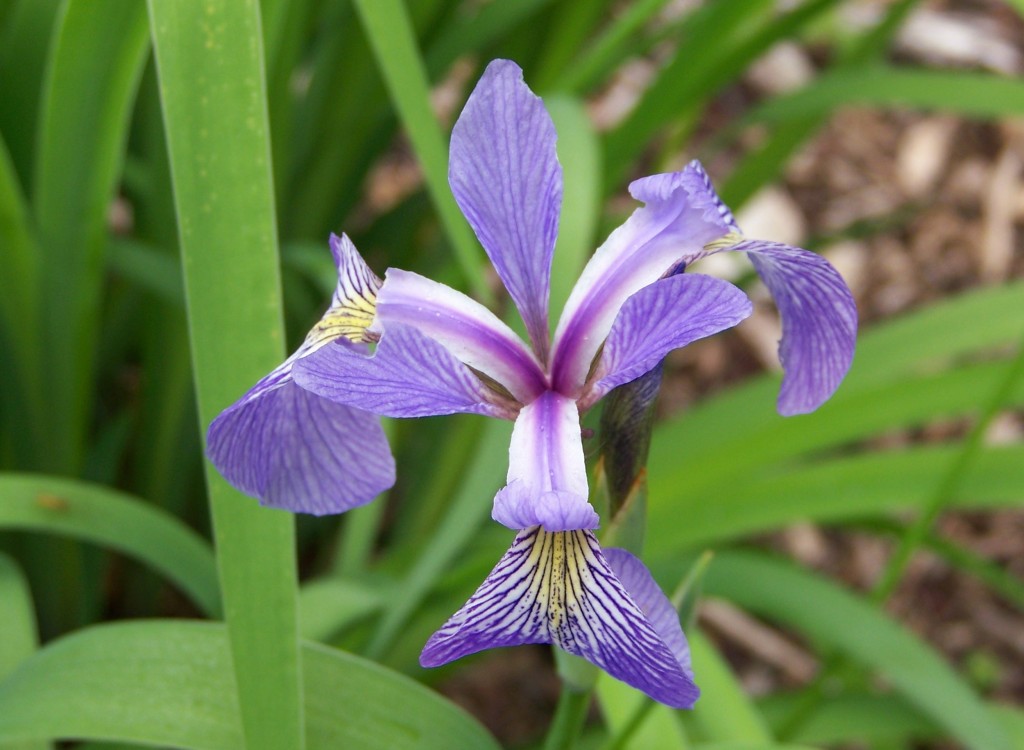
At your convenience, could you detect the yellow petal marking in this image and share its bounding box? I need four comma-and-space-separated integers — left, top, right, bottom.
702, 230, 745, 254
304, 265, 381, 348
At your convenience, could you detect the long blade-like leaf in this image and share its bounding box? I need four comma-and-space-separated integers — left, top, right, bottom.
700, 552, 1011, 750
147, 1, 304, 747
33, 0, 149, 472
0, 621, 499, 750
0, 473, 218, 616
352, 0, 489, 302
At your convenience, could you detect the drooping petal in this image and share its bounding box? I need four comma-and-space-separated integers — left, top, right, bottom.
374, 269, 547, 404
207, 355, 395, 515
719, 240, 858, 415
305, 233, 382, 344
420, 528, 700, 709
582, 273, 753, 407
293, 322, 513, 419
449, 59, 561, 359
603, 548, 694, 681
492, 391, 598, 532
551, 162, 734, 394
206, 233, 395, 514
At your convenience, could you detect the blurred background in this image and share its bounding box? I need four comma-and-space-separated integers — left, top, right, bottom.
0, 0, 1022, 747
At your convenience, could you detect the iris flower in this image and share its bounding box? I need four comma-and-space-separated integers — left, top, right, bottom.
208, 59, 856, 708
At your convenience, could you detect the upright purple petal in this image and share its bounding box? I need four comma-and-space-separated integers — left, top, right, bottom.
582, 274, 752, 407
375, 269, 547, 404
449, 59, 562, 359
492, 391, 598, 532
293, 323, 514, 419
551, 163, 733, 394
421, 528, 700, 709
723, 240, 857, 415
207, 355, 395, 515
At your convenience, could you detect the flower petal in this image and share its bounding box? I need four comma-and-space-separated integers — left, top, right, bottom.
551, 162, 733, 394
206, 233, 395, 514
207, 355, 395, 515
420, 528, 700, 709
305, 233, 382, 346
584, 274, 752, 406
603, 548, 694, 680
725, 240, 858, 415
293, 322, 513, 419
374, 269, 547, 403
492, 391, 598, 532
449, 59, 561, 359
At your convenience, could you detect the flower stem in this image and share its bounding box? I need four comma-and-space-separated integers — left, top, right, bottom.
600, 699, 656, 750
542, 685, 592, 750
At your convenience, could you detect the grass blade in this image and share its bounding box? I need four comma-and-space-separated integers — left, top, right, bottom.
0, 553, 39, 680
0, 553, 49, 750
686, 630, 773, 743
352, 0, 490, 303
366, 419, 511, 659
147, 1, 304, 747
748, 68, 1024, 126
648, 443, 1023, 552
552, 0, 677, 94
33, 0, 149, 473
547, 94, 601, 323
0, 473, 218, 616
0, 134, 45, 464
0, 0, 62, 188
701, 551, 1012, 750
0, 621, 499, 749
719, 0, 919, 208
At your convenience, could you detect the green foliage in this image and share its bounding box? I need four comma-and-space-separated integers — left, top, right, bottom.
1, 0, 1021, 747
0, 621, 498, 749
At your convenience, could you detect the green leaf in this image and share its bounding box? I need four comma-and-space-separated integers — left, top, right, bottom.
107, 237, 184, 306
643, 280, 1024, 545
597, 675, 686, 750
147, 0, 303, 747
0, 553, 38, 680
33, 0, 150, 472
547, 94, 601, 324
0, 473, 218, 617
719, 0, 920, 208
691, 744, 817, 750
531, 0, 615, 91
686, 631, 772, 744
760, 691, 939, 745
700, 551, 1012, 750
552, 0, 677, 94
424, 0, 551, 78
0, 553, 49, 750
649, 443, 1023, 552
604, 0, 834, 189
0, 133, 45, 464
0, 621, 499, 750
0, 0, 62, 187
352, 0, 490, 303
367, 419, 511, 659
748, 68, 1024, 127
298, 578, 385, 643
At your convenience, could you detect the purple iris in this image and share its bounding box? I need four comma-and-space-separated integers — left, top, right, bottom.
208, 59, 856, 708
